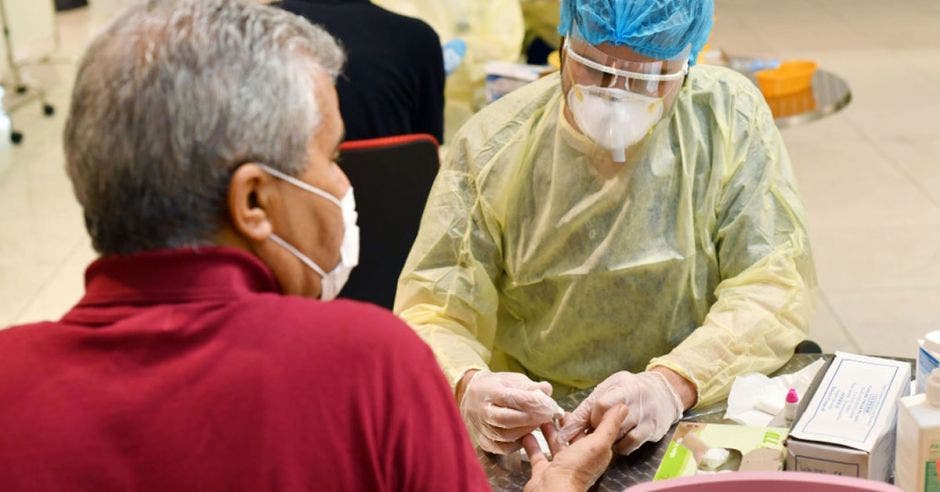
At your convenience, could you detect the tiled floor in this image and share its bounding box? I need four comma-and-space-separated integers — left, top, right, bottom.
711, 0, 940, 357
1, 1, 938, 359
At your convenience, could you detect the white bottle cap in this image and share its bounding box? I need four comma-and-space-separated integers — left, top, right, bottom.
924, 331, 940, 355
928, 368, 940, 407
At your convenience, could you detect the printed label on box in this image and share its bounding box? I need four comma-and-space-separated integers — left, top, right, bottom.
791, 352, 909, 451
793, 455, 860, 476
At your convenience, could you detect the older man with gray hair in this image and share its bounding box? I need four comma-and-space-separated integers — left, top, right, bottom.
0, 0, 626, 490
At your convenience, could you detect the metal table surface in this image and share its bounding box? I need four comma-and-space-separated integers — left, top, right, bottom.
480, 354, 829, 491
727, 56, 852, 128
760, 69, 852, 129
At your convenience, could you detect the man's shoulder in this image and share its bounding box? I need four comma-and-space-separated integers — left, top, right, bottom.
239, 294, 395, 327
448, 73, 560, 168
236, 295, 429, 355
685, 64, 766, 115
246, 297, 442, 387
471, 73, 561, 130
0, 320, 58, 344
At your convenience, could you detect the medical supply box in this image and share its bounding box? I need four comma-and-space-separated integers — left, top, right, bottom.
654, 422, 789, 480
786, 352, 911, 481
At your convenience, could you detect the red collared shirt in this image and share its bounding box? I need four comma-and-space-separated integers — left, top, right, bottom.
0, 247, 488, 491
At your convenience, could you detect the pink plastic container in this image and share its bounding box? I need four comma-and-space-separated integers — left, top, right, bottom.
625, 471, 899, 492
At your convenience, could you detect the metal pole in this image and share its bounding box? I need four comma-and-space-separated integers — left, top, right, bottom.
0, 0, 24, 90
52, 0, 62, 54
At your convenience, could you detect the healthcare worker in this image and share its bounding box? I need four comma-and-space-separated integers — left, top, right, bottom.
0, 1, 630, 489
395, 0, 817, 456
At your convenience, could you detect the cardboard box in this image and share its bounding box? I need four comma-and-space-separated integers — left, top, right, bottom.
786, 352, 912, 481
653, 422, 789, 480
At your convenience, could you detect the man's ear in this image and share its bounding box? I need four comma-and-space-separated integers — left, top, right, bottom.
227, 163, 275, 243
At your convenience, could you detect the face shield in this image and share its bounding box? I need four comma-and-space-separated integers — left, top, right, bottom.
562, 25, 690, 162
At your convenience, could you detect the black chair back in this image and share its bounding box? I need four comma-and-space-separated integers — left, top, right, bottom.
337, 134, 440, 309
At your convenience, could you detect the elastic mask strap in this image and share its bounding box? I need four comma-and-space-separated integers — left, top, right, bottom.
565, 44, 688, 82
606, 71, 622, 89
258, 164, 342, 208
269, 233, 329, 277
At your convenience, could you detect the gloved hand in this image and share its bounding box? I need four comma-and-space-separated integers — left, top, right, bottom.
559, 371, 684, 455
442, 38, 467, 75
460, 370, 565, 454
523, 404, 629, 492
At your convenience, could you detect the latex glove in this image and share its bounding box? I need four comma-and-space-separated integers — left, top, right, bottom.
460, 370, 565, 454
559, 371, 684, 455
523, 404, 629, 492
442, 38, 467, 75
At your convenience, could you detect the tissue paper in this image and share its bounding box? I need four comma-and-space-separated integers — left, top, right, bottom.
723, 359, 825, 427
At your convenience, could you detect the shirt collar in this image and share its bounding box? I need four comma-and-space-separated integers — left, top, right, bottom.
71, 246, 281, 309
290, 0, 371, 4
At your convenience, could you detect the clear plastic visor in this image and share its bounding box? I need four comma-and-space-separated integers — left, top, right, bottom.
564, 25, 690, 98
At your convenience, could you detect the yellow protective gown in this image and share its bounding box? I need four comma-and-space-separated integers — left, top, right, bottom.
395, 65, 817, 407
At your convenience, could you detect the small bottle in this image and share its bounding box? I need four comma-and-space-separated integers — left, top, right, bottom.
784, 388, 799, 424
917, 331, 940, 394
897, 368, 940, 492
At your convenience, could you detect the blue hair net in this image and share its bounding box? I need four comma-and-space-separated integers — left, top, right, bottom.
558, 0, 714, 64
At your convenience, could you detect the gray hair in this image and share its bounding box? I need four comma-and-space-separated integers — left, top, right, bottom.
64, 0, 345, 255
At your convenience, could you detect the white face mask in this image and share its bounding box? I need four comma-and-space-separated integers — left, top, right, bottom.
259, 164, 359, 301
566, 84, 664, 163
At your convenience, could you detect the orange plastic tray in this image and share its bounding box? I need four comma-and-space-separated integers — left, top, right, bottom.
755, 61, 817, 97
765, 87, 817, 118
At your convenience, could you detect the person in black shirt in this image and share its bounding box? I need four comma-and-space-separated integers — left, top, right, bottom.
275, 0, 445, 143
